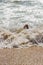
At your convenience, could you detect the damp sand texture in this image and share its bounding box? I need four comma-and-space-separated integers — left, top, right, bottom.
0, 46, 43, 65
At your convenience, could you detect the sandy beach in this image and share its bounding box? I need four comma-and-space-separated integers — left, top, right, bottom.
0, 46, 43, 65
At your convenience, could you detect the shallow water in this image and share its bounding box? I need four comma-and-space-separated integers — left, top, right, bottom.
0, 0, 43, 29
0, 0, 43, 48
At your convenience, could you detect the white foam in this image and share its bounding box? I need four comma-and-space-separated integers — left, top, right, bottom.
38, 0, 43, 3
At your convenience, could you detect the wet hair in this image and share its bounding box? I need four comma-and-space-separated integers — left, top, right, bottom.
24, 24, 29, 29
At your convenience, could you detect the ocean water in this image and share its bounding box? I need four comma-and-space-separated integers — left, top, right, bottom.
0, 0, 43, 29
0, 0, 43, 48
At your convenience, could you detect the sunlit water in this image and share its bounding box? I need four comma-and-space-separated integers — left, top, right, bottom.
0, 0, 43, 29
0, 0, 43, 48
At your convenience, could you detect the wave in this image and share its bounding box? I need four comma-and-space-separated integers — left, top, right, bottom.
0, 0, 38, 3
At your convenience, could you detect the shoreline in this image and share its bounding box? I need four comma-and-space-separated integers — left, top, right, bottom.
0, 25, 43, 48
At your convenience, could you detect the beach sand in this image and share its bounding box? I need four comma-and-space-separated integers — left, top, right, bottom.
0, 46, 43, 65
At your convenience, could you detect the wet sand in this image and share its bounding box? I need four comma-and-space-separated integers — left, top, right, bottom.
0, 46, 43, 65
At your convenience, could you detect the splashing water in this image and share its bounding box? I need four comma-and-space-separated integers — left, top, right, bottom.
0, 1, 43, 48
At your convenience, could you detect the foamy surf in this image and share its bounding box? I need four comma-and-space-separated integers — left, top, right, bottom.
0, 25, 43, 48
0, 1, 43, 48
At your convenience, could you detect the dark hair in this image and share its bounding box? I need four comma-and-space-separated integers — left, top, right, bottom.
24, 24, 29, 29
